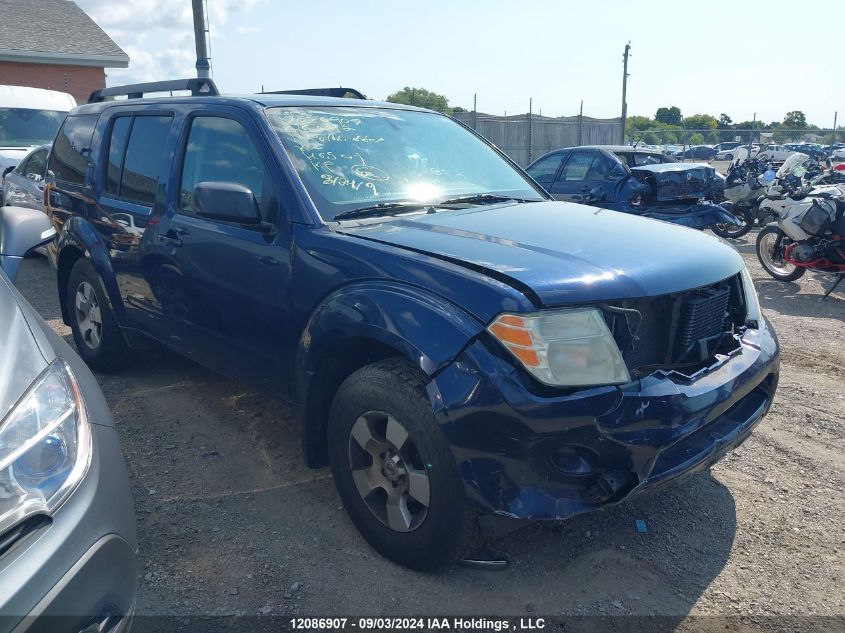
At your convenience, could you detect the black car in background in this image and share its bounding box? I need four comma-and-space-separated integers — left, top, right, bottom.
525, 145, 734, 229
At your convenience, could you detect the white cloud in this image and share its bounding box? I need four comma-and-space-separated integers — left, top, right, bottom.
75, 0, 262, 85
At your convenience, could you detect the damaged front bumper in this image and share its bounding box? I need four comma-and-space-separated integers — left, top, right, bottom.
428, 321, 779, 520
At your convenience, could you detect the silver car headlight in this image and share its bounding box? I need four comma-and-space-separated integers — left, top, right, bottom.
740, 267, 762, 327
0, 359, 91, 534
488, 308, 631, 387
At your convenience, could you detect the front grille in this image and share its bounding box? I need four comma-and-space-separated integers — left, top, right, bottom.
604, 275, 743, 375
675, 286, 731, 360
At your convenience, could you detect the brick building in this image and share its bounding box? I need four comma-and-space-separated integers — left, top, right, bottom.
0, 0, 128, 103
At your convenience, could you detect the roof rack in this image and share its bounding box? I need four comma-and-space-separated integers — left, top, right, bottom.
88, 78, 219, 103
261, 87, 367, 100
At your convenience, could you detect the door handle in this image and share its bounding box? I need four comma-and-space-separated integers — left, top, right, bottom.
157, 229, 183, 247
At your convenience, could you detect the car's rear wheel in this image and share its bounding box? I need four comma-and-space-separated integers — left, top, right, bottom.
756, 226, 806, 282
328, 358, 476, 570
67, 258, 132, 371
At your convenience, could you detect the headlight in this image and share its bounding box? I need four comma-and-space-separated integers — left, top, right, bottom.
740, 267, 762, 327
0, 359, 91, 534
488, 308, 631, 387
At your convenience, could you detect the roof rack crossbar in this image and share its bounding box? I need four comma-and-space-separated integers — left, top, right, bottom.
261, 87, 367, 100
88, 78, 219, 103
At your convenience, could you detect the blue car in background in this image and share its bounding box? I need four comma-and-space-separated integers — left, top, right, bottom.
44, 79, 778, 570
526, 145, 734, 229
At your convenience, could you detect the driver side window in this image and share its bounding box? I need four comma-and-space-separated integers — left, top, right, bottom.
179, 116, 277, 223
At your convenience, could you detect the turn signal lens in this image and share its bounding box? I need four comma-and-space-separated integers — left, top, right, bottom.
487, 308, 631, 387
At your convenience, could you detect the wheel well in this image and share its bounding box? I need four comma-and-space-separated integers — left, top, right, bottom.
303, 338, 405, 468
57, 246, 84, 325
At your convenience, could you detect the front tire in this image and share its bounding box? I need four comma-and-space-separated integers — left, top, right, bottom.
755, 226, 806, 282
711, 210, 754, 239
67, 258, 132, 371
328, 359, 476, 570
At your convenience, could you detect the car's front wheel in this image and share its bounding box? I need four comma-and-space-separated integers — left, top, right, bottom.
67, 258, 132, 371
328, 359, 476, 570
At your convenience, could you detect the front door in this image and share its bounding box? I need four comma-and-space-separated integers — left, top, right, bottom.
548, 150, 612, 203
147, 110, 293, 396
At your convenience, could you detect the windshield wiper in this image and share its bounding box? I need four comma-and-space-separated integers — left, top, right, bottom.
333, 202, 431, 222
436, 193, 540, 206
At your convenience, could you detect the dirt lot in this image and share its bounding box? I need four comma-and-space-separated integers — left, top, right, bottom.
14, 231, 844, 629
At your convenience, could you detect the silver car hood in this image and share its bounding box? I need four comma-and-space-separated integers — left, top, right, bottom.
0, 272, 50, 421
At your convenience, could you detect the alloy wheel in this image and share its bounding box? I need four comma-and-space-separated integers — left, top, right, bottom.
347, 410, 430, 532
74, 281, 103, 349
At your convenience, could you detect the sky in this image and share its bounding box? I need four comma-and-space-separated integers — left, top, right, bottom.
76, 0, 843, 127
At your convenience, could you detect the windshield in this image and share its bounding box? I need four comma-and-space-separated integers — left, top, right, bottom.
266, 106, 544, 220
0, 108, 67, 147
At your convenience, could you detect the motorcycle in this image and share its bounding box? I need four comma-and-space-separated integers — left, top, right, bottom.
711, 148, 777, 238
755, 153, 845, 295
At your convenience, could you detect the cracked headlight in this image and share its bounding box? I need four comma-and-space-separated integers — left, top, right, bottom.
488, 308, 631, 387
0, 359, 91, 534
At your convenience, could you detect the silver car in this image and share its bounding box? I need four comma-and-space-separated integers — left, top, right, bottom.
1, 144, 50, 210
0, 207, 137, 632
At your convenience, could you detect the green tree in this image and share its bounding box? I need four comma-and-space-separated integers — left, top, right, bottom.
783, 110, 807, 129
718, 113, 733, 127
683, 114, 718, 143
655, 106, 682, 126
387, 87, 452, 114
688, 132, 705, 145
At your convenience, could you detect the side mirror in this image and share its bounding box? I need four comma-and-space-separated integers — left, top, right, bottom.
2, 166, 13, 179
588, 186, 604, 202
0, 206, 56, 284
192, 181, 262, 225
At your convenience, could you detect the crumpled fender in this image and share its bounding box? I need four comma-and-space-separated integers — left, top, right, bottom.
295, 281, 484, 463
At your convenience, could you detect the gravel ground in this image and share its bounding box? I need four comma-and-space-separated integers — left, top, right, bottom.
13, 231, 844, 629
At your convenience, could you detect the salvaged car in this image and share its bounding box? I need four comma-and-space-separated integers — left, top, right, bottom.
0, 206, 137, 632
46, 79, 778, 570
526, 145, 736, 229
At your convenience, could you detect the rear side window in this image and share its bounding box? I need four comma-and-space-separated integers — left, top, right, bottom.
559, 152, 594, 181
106, 116, 131, 195
105, 115, 172, 205
47, 114, 98, 185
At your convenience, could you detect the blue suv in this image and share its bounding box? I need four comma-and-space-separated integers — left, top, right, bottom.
45, 79, 779, 569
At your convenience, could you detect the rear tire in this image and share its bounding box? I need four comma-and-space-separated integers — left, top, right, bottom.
755, 226, 806, 282
327, 358, 476, 570
67, 258, 133, 371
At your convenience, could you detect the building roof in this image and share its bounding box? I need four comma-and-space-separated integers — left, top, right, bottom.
0, 0, 128, 68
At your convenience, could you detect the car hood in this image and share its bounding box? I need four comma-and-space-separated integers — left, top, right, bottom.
337, 200, 745, 306
0, 273, 50, 421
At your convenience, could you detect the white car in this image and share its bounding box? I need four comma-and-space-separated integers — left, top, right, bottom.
715, 144, 760, 161
0, 85, 76, 176
755, 144, 796, 163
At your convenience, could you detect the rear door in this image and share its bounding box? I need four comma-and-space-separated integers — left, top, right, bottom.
90, 108, 176, 330
145, 108, 293, 395
548, 149, 613, 203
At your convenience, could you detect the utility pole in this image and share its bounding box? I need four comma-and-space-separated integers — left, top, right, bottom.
747, 112, 756, 156
472, 93, 477, 130
620, 41, 631, 145
528, 97, 533, 164
191, 0, 210, 78
834, 111, 838, 144
578, 99, 583, 146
